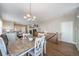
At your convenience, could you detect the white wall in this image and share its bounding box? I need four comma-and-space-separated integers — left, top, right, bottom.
40, 11, 75, 44
74, 7, 79, 50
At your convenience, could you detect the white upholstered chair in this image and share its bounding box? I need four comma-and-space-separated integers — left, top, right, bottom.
28, 36, 45, 56
38, 33, 46, 54
6, 32, 17, 43
0, 37, 7, 56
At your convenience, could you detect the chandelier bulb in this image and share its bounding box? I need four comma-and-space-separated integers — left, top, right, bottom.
24, 16, 27, 19
27, 14, 31, 17
33, 16, 36, 19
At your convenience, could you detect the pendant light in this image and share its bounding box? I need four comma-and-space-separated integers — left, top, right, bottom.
24, 0, 36, 21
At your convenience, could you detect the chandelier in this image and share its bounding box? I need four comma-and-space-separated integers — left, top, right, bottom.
24, 0, 36, 21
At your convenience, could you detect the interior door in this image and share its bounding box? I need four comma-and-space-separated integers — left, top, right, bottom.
61, 21, 74, 44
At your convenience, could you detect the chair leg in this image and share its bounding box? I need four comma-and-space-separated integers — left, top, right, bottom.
44, 41, 46, 54
27, 53, 30, 56
41, 52, 43, 56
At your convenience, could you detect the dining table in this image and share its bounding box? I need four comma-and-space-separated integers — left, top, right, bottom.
7, 34, 46, 56
8, 37, 35, 56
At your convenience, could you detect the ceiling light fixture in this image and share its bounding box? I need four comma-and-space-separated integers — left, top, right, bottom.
77, 16, 79, 18
24, 0, 36, 21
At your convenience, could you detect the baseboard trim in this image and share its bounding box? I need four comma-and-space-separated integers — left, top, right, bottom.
59, 40, 75, 45
75, 43, 79, 51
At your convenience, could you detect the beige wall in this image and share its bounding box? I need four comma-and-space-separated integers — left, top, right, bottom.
14, 23, 27, 33
2, 20, 27, 33
2, 20, 14, 32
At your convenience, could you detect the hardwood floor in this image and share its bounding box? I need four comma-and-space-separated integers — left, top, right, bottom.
46, 41, 79, 56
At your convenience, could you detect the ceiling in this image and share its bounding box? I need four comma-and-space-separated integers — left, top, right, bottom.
0, 3, 79, 24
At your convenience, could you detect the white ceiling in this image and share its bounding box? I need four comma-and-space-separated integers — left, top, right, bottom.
0, 3, 79, 24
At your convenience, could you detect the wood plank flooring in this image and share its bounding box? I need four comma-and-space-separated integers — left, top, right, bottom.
46, 41, 79, 56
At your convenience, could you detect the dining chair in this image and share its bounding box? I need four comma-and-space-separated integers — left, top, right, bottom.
6, 32, 17, 43
28, 36, 45, 56
0, 50, 2, 56
0, 37, 7, 56
41, 36, 45, 55
38, 33, 46, 54
1, 34, 9, 54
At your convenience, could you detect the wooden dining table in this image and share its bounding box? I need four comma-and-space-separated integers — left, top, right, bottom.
7, 34, 46, 56
8, 38, 35, 56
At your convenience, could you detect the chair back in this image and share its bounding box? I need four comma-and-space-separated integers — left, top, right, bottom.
1, 34, 9, 54
6, 32, 17, 43
1, 34, 8, 46
0, 37, 7, 56
34, 36, 45, 55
